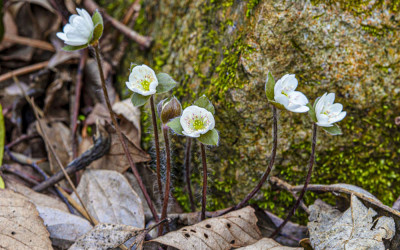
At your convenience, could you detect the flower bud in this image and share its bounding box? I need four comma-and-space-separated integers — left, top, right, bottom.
157, 97, 182, 124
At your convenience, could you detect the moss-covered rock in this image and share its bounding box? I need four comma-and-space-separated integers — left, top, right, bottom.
116, 0, 400, 222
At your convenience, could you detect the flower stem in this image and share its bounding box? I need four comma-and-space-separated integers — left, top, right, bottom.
233, 106, 278, 211
185, 137, 196, 212
158, 125, 172, 236
150, 95, 163, 203
200, 143, 208, 221
271, 123, 318, 237
93, 45, 159, 222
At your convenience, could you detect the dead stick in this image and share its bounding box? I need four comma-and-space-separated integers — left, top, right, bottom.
83, 0, 152, 48
3, 34, 55, 52
0, 61, 49, 83
6, 133, 40, 149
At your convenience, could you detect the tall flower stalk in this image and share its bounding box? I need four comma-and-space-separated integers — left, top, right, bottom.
272, 92, 346, 237
185, 137, 196, 212
157, 97, 182, 235
168, 95, 219, 221
150, 95, 163, 202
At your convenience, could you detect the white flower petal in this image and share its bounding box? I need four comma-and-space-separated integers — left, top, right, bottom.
325, 93, 335, 105
57, 8, 94, 45
315, 93, 327, 114
288, 105, 309, 113
275, 94, 289, 108
180, 105, 215, 137
77, 8, 94, 29
282, 74, 298, 91
329, 103, 343, 114
330, 111, 346, 124
288, 91, 309, 105
56, 32, 67, 41
316, 122, 333, 127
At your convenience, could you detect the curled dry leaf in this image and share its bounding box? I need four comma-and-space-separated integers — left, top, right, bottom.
151, 206, 262, 250
308, 195, 396, 250
71, 169, 145, 228
69, 223, 143, 250
0, 189, 52, 249
237, 238, 302, 250
37, 206, 92, 249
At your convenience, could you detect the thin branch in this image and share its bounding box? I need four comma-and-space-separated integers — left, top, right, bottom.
2, 34, 55, 52
271, 123, 318, 237
93, 45, 159, 222
0, 61, 49, 83
5, 133, 40, 149
159, 125, 172, 236
185, 137, 196, 212
200, 143, 207, 221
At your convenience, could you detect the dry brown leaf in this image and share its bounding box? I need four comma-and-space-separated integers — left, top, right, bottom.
151, 206, 262, 250
71, 169, 145, 228
5, 178, 69, 212
0, 189, 52, 249
237, 238, 303, 249
0, 11, 18, 51
36, 120, 72, 173
81, 102, 150, 173
69, 223, 142, 250
37, 206, 93, 249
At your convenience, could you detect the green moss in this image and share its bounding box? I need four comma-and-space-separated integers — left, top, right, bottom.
246, 0, 260, 17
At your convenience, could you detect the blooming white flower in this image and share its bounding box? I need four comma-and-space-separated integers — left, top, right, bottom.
180, 105, 215, 138
315, 93, 346, 127
126, 65, 158, 96
56, 8, 94, 46
274, 74, 309, 113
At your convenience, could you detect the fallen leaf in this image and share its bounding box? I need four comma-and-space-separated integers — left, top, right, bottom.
6, 178, 69, 212
150, 206, 262, 250
0, 189, 52, 249
69, 223, 142, 250
0, 11, 18, 51
37, 206, 93, 249
71, 169, 145, 228
308, 195, 396, 250
236, 238, 302, 249
36, 120, 72, 173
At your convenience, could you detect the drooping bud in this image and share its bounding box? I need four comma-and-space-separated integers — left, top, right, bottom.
158, 96, 182, 124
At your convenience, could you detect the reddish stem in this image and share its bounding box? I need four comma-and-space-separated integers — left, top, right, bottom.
185, 137, 196, 212
200, 143, 207, 221
159, 125, 172, 235
271, 123, 318, 237
150, 95, 163, 203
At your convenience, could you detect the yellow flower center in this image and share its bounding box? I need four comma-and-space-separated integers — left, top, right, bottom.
141, 79, 150, 91
193, 119, 205, 130
281, 91, 288, 97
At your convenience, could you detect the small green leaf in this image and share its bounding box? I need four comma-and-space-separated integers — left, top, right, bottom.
156, 73, 177, 93
0, 104, 4, 167
92, 23, 103, 42
265, 72, 276, 101
92, 10, 103, 27
322, 124, 342, 135
131, 92, 150, 107
62, 44, 88, 51
313, 97, 321, 109
0, 176, 4, 189
198, 129, 219, 146
167, 117, 183, 135
193, 95, 215, 114
307, 103, 317, 123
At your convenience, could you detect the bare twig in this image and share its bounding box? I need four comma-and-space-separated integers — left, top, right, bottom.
93, 45, 159, 222
83, 0, 152, 48
1, 164, 40, 185
5, 133, 40, 149
3, 34, 55, 52
0, 61, 49, 83
271, 123, 318, 237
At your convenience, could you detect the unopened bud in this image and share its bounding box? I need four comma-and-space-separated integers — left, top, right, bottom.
157, 97, 182, 124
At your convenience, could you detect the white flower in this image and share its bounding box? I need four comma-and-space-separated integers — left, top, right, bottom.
56, 8, 94, 46
126, 65, 158, 96
315, 93, 346, 127
274, 74, 309, 113
180, 106, 215, 138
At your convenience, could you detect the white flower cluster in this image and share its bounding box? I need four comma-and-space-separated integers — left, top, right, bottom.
57, 8, 94, 46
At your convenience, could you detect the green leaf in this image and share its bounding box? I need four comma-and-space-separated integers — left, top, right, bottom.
322, 124, 342, 135
269, 100, 285, 110
0, 176, 4, 189
0, 104, 4, 167
198, 129, 219, 146
92, 23, 103, 42
307, 103, 317, 123
62, 44, 88, 51
193, 95, 215, 114
92, 10, 103, 27
156, 73, 177, 93
130, 92, 150, 107
265, 72, 276, 101
167, 117, 183, 135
